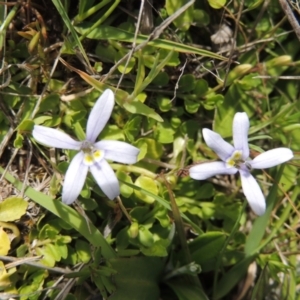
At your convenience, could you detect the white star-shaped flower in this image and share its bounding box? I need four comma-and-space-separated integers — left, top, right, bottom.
189, 112, 293, 215
32, 89, 140, 205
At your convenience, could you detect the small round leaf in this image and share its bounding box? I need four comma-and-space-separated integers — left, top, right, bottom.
0, 197, 28, 222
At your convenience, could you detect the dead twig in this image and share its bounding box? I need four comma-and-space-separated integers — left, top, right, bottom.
279, 0, 300, 41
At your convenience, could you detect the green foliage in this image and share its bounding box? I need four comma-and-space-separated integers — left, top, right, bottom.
109, 257, 164, 300
166, 0, 194, 31
0, 0, 299, 299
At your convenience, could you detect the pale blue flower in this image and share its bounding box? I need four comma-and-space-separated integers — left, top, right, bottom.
189, 112, 293, 215
33, 89, 140, 205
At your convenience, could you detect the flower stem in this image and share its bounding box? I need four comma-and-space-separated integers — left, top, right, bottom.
116, 196, 132, 223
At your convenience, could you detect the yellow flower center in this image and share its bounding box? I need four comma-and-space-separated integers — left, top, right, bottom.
226, 150, 252, 171
83, 149, 104, 166
81, 141, 104, 166
226, 150, 243, 168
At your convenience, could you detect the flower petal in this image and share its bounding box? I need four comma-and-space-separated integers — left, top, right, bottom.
189, 161, 237, 180
239, 170, 266, 216
90, 159, 120, 200
250, 148, 293, 169
233, 112, 250, 159
203, 128, 234, 161
95, 140, 140, 164
86, 89, 115, 143
32, 125, 81, 150
62, 152, 88, 205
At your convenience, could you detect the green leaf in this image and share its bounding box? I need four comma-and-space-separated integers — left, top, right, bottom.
55, 241, 68, 259
37, 94, 60, 113
13, 133, 24, 148
189, 232, 226, 272
130, 206, 151, 223
75, 24, 227, 61
184, 98, 200, 114
116, 50, 135, 73
157, 96, 172, 112
100, 124, 125, 140
196, 183, 215, 199
16, 119, 35, 132
244, 166, 284, 256
91, 274, 107, 298
193, 9, 210, 27
117, 249, 140, 257
124, 116, 143, 142
152, 72, 169, 87
214, 255, 255, 299
140, 241, 168, 257
138, 226, 154, 248
117, 171, 134, 198
245, 0, 264, 10
154, 206, 170, 228
121, 180, 202, 234
116, 227, 130, 250
75, 240, 92, 263
62, 246, 77, 265
166, 0, 194, 31
123, 101, 163, 122
17, 244, 28, 258
0, 261, 12, 288
135, 138, 163, 160
0, 197, 28, 222
136, 49, 175, 95
47, 243, 62, 261
203, 93, 223, 110
166, 278, 209, 300
51, 0, 90, 64
194, 79, 208, 96
39, 223, 60, 240
134, 176, 158, 204
208, 0, 226, 9
108, 257, 164, 300
36, 245, 56, 267
154, 121, 175, 144
179, 74, 196, 92
214, 83, 254, 137
18, 269, 47, 299
135, 50, 146, 95
180, 120, 199, 138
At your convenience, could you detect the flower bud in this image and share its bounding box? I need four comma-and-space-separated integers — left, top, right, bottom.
266, 55, 291, 68
128, 222, 139, 239
225, 64, 252, 86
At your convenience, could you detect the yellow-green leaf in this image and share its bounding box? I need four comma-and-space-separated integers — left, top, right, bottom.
134, 176, 158, 204
0, 261, 12, 288
0, 197, 28, 222
208, 0, 226, 9
0, 228, 10, 255
28, 31, 40, 53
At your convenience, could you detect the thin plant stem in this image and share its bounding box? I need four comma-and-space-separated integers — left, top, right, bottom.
116, 195, 132, 223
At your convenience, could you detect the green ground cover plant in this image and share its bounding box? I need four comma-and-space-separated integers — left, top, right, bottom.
0, 0, 300, 299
